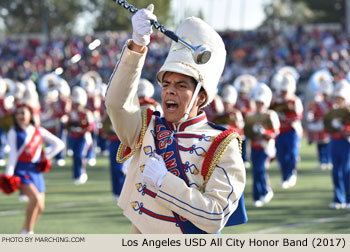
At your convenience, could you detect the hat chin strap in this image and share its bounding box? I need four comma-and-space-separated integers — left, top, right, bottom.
179, 82, 202, 124
177, 82, 203, 125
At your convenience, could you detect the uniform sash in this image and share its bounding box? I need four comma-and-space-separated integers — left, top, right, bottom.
153, 115, 247, 233
17, 128, 43, 163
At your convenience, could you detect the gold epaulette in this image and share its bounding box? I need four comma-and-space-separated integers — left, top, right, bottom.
116, 108, 148, 163
203, 132, 242, 191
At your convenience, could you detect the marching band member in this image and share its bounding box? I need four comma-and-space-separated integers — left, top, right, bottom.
137, 78, 163, 113
103, 116, 126, 202
52, 79, 71, 166
22, 80, 41, 127
66, 86, 94, 185
81, 72, 102, 167
1, 100, 64, 234
246, 83, 280, 207
106, 6, 247, 234
13, 81, 27, 105
326, 80, 350, 209
99, 83, 126, 201
40, 88, 60, 136
97, 83, 109, 156
233, 74, 257, 168
213, 84, 244, 136
0, 78, 15, 166
306, 72, 333, 170
271, 74, 303, 189
203, 94, 224, 122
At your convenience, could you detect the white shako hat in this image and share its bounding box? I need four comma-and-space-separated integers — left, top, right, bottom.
156, 17, 226, 121
20, 88, 40, 110
314, 72, 333, 96
278, 74, 296, 94
80, 71, 102, 94
71, 86, 88, 106
0, 77, 6, 97
14, 82, 27, 100
57, 79, 71, 98
253, 83, 272, 108
137, 78, 154, 98
334, 79, 350, 104
221, 84, 237, 105
233, 74, 257, 95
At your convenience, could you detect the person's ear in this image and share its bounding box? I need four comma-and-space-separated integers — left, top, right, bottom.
197, 91, 207, 107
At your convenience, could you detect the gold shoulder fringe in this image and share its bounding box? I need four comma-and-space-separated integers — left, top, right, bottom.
203, 132, 242, 191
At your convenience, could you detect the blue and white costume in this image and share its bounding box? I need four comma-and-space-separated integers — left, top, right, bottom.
5, 125, 64, 192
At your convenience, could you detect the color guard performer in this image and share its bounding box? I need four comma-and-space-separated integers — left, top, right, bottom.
105, 6, 247, 234
1, 99, 64, 234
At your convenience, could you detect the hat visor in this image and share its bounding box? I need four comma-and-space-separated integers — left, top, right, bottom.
157, 61, 201, 85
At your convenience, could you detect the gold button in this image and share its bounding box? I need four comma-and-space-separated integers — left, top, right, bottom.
201, 152, 206, 157
135, 183, 141, 190
130, 201, 136, 208
140, 165, 145, 172
194, 170, 199, 175
197, 187, 201, 191
210, 136, 215, 142
144, 147, 151, 153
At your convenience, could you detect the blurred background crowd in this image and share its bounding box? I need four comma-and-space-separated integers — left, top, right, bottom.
1, 26, 350, 97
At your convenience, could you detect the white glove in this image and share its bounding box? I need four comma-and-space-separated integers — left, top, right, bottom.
141, 153, 167, 189
331, 118, 343, 129
253, 124, 266, 135
131, 4, 157, 46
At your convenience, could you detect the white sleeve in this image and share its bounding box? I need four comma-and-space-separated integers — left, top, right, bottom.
270, 110, 280, 132
295, 97, 304, 117
5, 129, 18, 176
39, 127, 65, 159
105, 40, 146, 149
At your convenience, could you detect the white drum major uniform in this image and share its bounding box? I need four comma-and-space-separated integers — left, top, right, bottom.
105, 6, 247, 234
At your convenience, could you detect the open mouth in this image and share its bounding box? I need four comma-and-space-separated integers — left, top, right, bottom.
165, 101, 178, 111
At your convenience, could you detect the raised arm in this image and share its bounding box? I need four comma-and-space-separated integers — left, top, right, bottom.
105, 4, 156, 148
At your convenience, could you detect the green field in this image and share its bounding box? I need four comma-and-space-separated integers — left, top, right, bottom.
0, 139, 349, 234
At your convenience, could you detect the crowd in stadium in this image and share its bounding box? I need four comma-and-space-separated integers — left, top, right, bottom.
1, 27, 349, 91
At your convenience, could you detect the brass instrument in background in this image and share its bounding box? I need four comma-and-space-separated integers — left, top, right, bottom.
244, 113, 273, 139
102, 116, 117, 136
270, 102, 295, 113
323, 108, 350, 132
212, 114, 236, 126
102, 116, 112, 133
0, 115, 14, 132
